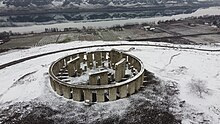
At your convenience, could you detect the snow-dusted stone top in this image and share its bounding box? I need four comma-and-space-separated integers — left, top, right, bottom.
49, 50, 144, 102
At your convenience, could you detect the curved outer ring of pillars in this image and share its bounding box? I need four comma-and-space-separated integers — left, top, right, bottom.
49, 50, 145, 102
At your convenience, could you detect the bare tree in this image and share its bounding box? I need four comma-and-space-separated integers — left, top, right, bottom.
188, 79, 210, 98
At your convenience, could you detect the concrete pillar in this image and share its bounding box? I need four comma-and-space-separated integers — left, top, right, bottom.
110, 74, 114, 82
102, 52, 107, 60
75, 60, 80, 72
89, 75, 97, 85
127, 63, 131, 69
78, 53, 84, 62
55, 83, 62, 96
62, 85, 72, 99
128, 56, 134, 66
115, 65, 122, 82
109, 87, 117, 101
100, 72, 108, 85
94, 51, 102, 67
141, 73, 144, 86
58, 60, 64, 69
115, 58, 126, 82
50, 77, 56, 91
135, 76, 141, 91
84, 90, 92, 102
67, 63, 75, 77
121, 61, 126, 78
128, 81, 136, 95
87, 53, 93, 69
110, 49, 122, 66
133, 60, 140, 71
64, 56, 71, 67
97, 90, 105, 102
119, 85, 127, 98
53, 63, 59, 76
72, 88, 81, 101
67, 57, 80, 77
89, 70, 108, 85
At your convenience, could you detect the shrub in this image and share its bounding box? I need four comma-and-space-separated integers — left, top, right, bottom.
188, 79, 210, 98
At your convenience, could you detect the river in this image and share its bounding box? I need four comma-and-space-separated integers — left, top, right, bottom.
0, 6, 220, 33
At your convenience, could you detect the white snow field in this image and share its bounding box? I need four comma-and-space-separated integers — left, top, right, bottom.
0, 41, 220, 123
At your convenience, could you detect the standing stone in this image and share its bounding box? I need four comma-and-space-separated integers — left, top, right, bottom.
97, 90, 105, 102
128, 56, 134, 66
87, 53, 93, 69
67, 63, 75, 77
67, 57, 80, 77
141, 73, 144, 85
102, 52, 107, 61
100, 71, 108, 85
62, 85, 72, 99
110, 49, 122, 66
89, 75, 97, 85
53, 63, 60, 76
115, 58, 126, 82
94, 51, 102, 67
135, 76, 141, 91
84, 90, 92, 102
55, 83, 63, 96
128, 81, 136, 95
64, 56, 71, 67
78, 53, 85, 62
50, 77, 56, 91
109, 88, 117, 101
58, 60, 64, 69
89, 70, 108, 85
119, 85, 127, 98
72, 88, 81, 101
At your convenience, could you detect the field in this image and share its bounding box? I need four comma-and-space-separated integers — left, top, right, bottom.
1, 18, 220, 52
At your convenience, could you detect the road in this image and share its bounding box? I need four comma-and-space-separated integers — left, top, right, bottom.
1, 43, 220, 70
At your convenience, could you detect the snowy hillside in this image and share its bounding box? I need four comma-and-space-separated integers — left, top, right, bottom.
0, 41, 220, 123
1, 0, 158, 8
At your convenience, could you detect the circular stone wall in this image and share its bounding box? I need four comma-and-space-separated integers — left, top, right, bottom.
49, 49, 144, 102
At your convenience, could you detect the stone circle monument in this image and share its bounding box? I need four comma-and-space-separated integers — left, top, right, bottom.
49, 49, 144, 102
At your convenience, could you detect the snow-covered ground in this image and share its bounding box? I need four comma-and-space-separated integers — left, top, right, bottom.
0, 41, 220, 123
0, 1, 4, 8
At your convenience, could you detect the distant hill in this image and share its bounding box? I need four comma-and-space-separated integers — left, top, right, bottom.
1, 0, 186, 8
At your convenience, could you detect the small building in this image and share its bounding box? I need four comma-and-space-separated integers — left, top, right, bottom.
144, 26, 155, 31
144, 26, 151, 31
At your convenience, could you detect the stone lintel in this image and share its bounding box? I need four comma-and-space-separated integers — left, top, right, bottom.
89, 70, 108, 85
